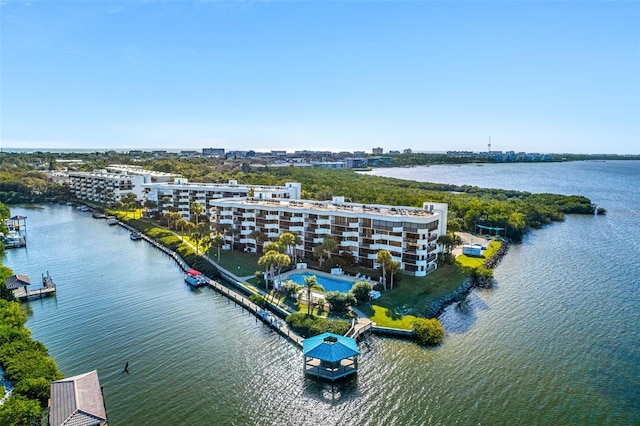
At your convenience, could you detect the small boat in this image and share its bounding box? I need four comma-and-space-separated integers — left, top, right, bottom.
184, 269, 208, 287
129, 231, 143, 240
106, 217, 118, 226
92, 212, 108, 219
0, 231, 26, 248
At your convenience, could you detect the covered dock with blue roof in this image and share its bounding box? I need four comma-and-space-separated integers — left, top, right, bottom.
302, 332, 359, 381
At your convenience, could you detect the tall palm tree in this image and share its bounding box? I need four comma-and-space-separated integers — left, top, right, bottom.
176, 219, 189, 241
376, 250, 392, 291
184, 221, 195, 239
191, 202, 204, 225
388, 260, 401, 290
211, 232, 224, 260
258, 251, 278, 290
278, 232, 296, 262
274, 253, 291, 287
303, 275, 324, 316
248, 229, 267, 254
322, 236, 338, 260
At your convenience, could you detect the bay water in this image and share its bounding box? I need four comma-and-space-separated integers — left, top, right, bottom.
3, 160, 639, 425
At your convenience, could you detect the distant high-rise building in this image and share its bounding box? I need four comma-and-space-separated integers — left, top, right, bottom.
202, 148, 225, 157
372, 147, 384, 155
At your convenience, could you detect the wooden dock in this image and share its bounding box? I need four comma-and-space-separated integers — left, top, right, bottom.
13, 272, 56, 301
204, 278, 304, 348
115, 221, 305, 348
345, 317, 374, 339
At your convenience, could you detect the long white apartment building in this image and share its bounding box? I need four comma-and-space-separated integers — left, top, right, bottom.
142, 179, 302, 221
69, 171, 146, 204
210, 196, 447, 276
104, 164, 178, 182
69, 165, 178, 204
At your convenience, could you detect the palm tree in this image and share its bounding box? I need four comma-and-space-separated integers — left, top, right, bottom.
302, 275, 324, 315
322, 236, 338, 260
192, 222, 211, 255
388, 260, 401, 290
191, 202, 204, 225
143, 199, 158, 218
313, 244, 325, 267
258, 251, 278, 290
376, 250, 392, 291
176, 218, 189, 241
184, 221, 195, 240
263, 241, 284, 254
278, 232, 296, 262
248, 229, 267, 254
211, 232, 224, 260
274, 253, 291, 288
171, 212, 182, 230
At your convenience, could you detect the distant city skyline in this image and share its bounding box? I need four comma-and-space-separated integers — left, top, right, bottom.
1, 1, 639, 154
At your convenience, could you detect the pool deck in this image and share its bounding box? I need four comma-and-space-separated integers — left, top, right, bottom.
280, 268, 375, 285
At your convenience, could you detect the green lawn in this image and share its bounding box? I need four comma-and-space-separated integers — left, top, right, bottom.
455, 240, 502, 269
359, 264, 468, 329
209, 249, 260, 277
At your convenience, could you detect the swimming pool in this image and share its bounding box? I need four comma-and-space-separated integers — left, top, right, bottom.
285, 272, 354, 293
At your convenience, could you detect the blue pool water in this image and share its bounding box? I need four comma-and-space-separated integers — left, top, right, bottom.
286, 272, 354, 293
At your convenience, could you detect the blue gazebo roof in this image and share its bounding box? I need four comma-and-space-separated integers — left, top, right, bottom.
303, 332, 359, 362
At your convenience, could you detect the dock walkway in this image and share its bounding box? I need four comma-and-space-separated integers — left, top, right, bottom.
116, 221, 304, 348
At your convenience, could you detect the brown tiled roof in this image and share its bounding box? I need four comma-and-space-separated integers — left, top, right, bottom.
5, 274, 30, 290
49, 370, 108, 426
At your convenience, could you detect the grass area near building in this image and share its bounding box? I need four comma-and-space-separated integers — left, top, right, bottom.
455, 240, 502, 269
209, 249, 260, 277
358, 264, 468, 329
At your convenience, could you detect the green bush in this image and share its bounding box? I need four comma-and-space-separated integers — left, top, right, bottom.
350, 281, 373, 304
285, 312, 350, 338
0, 394, 42, 426
412, 317, 444, 346
248, 293, 266, 308
13, 377, 52, 406
324, 291, 357, 314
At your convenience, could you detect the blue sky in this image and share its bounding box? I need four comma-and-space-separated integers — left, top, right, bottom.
1, 1, 639, 154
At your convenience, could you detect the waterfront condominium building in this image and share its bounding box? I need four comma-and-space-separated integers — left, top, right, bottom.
68, 165, 178, 204
69, 171, 146, 204
209, 196, 447, 276
142, 179, 302, 222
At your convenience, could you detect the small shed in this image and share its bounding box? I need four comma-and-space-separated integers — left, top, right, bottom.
5, 274, 30, 290
49, 370, 108, 426
462, 245, 483, 257
303, 332, 359, 381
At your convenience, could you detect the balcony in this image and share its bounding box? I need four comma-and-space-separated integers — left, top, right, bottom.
342, 231, 359, 238
316, 228, 331, 235
340, 240, 359, 248
317, 219, 331, 225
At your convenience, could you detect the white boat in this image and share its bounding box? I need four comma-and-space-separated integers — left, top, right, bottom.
129, 231, 143, 240
0, 231, 26, 248
106, 217, 118, 226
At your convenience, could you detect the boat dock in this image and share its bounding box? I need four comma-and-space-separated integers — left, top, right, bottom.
10, 272, 56, 301
115, 220, 305, 348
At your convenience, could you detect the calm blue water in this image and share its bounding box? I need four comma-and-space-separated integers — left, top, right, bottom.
286, 273, 355, 293
3, 160, 639, 425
